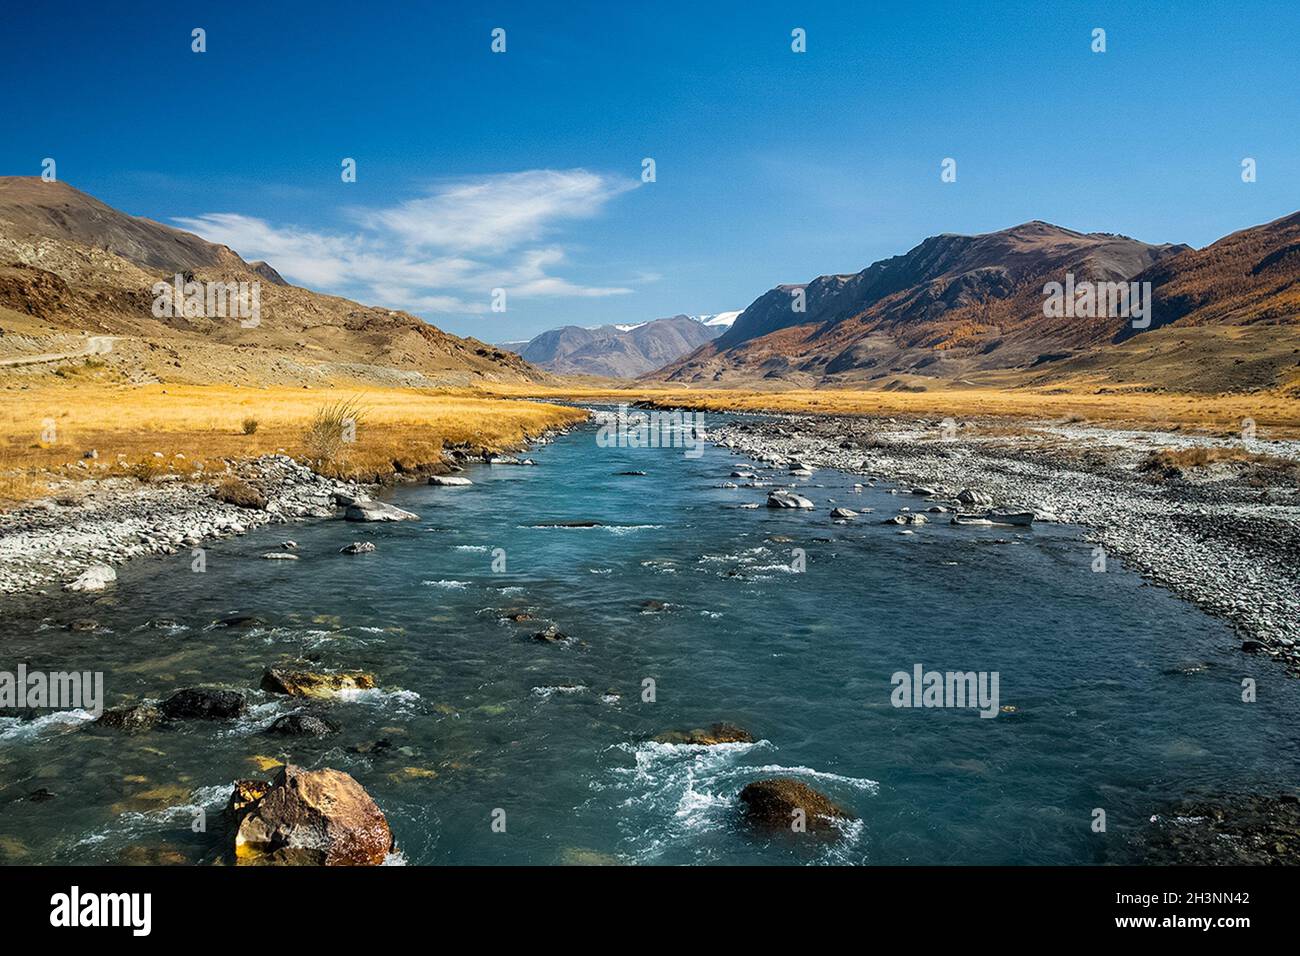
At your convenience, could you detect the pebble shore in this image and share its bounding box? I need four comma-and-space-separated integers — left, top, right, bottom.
0, 456, 365, 595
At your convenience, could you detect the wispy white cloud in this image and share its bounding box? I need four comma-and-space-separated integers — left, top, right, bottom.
359, 169, 633, 253
174, 168, 636, 315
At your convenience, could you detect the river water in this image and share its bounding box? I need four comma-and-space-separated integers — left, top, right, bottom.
2, 415, 1296, 865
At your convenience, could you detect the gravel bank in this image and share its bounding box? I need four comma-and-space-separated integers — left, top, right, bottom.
0, 422, 580, 598
0, 456, 366, 595
709, 413, 1300, 673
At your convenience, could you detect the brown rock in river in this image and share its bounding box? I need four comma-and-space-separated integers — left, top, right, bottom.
260, 666, 376, 698
738, 777, 853, 832
96, 703, 164, 731
229, 765, 393, 866
653, 722, 754, 746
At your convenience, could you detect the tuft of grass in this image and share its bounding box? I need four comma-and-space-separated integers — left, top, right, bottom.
241, 417, 260, 435
302, 397, 366, 470
1137, 445, 1299, 484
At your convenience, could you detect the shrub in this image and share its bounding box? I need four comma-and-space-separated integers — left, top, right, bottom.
241, 417, 259, 435
302, 398, 365, 465
213, 476, 268, 509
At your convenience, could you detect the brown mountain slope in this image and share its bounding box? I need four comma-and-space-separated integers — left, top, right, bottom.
0, 177, 548, 387
1122, 209, 1300, 336
656, 214, 1300, 394
1022, 210, 1300, 394
657, 221, 1189, 388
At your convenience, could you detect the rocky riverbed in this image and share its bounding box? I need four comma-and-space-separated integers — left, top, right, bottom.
707, 413, 1300, 674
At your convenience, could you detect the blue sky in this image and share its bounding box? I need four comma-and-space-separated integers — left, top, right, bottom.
3, 1, 1298, 341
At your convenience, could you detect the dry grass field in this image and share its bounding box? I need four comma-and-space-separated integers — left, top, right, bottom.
3, 374, 1296, 505
482, 382, 1300, 438
0, 383, 588, 502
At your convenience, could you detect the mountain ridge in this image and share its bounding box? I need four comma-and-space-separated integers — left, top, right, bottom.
504, 312, 736, 378
0, 177, 548, 387
651, 216, 1300, 393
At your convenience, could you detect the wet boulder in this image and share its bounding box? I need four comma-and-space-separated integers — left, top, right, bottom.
344, 500, 419, 522
883, 513, 927, 525
96, 703, 164, 732
261, 666, 377, 699
830, 507, 858, 519
533, 624, 568, 643
767, 490, 814, 510
339, 541, 376, 554
428, 476, 473, 486
266, 713, 340, 737
160, 688, 247, 720
228, 764, 394, 866
738, 778, 853, 832
654, 722, 754, 746
64, 563, 116, 592
217, 614, 267, 629
957, 488, 994, 508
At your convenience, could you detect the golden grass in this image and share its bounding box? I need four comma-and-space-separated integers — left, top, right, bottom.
0, 383, 588, 503
476, 383, 1300, 438
3, 377, 1295, 505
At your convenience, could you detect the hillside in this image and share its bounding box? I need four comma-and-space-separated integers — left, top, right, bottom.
0, 177, 549, 387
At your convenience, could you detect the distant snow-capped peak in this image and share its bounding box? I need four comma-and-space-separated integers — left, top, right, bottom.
696, 310, 740, 328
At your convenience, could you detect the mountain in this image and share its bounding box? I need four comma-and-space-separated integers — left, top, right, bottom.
657, 221, 1193, 387
698, 311, 740, 329
506, 313, 734, 378
1026, 210, 1300, 393
0, 177, 548, 386
1129, 210, 1300, 334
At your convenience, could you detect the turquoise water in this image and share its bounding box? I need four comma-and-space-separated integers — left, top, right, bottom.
2, 414, 1297, 865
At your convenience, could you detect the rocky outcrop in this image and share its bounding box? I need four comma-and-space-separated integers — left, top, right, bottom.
159, 688, 247, 720
738, 778, 853, 831
428, 476, 473, 486
227, 765, 393, 865
261, 667, 377, 699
